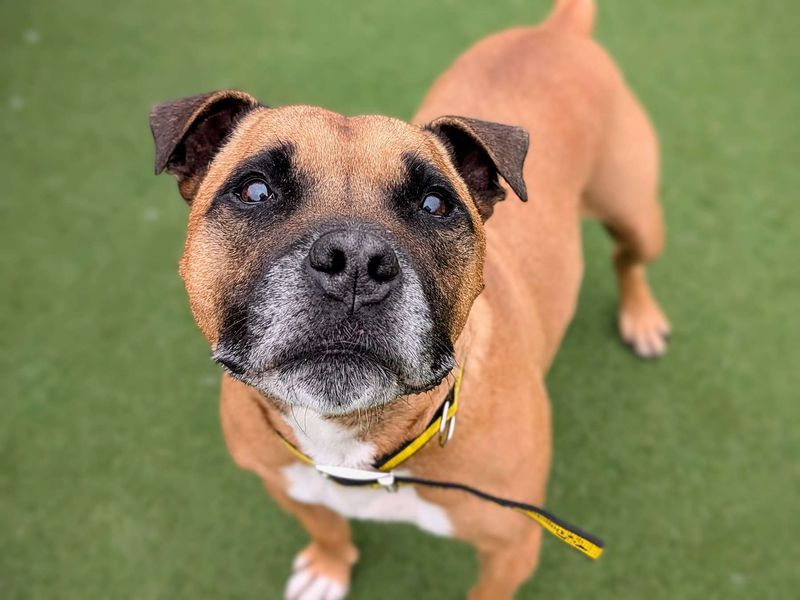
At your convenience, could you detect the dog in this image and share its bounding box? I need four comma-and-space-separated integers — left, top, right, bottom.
149, 0, 669, 597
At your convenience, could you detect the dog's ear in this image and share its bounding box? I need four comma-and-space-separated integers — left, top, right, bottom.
149, 90, 262, 202
425, 116, 529, 221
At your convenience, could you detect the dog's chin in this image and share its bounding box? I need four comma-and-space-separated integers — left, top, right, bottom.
214, 340, 457, 416
231, 354, 398, 416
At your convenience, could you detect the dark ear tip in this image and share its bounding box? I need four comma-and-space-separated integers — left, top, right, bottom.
153, 156, 167, 175
515, 129, 530, 201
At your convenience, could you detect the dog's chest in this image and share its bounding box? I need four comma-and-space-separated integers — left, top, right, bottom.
281, 412, 452, 537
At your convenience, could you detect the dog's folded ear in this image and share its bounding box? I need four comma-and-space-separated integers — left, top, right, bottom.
425, 116, 529, 221
149, 90, 262, 202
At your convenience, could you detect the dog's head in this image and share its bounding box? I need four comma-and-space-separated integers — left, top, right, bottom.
150, 90, 528, 415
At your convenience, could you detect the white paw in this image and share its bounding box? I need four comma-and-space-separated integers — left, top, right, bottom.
619, 298, 671, 359
284, 551, 349, 600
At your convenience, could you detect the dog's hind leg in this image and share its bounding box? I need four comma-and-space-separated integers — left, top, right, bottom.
583, 84, 671, 358
262, 479, 358, 600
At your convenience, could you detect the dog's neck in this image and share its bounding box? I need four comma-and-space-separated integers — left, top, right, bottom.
266, 295, 490, 469
272, 366, 459, 468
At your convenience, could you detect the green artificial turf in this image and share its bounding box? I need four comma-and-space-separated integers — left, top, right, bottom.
1, 1, 798, 598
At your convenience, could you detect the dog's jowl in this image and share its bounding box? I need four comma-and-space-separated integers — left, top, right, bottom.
150, 1, 669, 598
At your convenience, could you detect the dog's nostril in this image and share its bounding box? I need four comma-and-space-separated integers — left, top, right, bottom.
324, 248, 347, 275
367, 252, 399, 283
329, 249, 347, 274
310, 244, 347, 275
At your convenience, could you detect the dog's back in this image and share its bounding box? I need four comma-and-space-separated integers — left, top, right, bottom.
414, 0, 667, 364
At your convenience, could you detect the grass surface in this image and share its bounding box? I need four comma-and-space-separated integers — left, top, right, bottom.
1, 1, 798, 598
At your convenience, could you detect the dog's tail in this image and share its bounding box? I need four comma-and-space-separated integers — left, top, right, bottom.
543, 0, 596, 36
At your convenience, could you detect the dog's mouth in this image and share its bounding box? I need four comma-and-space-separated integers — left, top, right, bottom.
213, 342, 397, 379
217, 344, 437, 389
266, 344, 399, 374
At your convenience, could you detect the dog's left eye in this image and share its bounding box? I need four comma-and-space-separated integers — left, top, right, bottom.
239, 180, 274, 204
420, 193, 450, 217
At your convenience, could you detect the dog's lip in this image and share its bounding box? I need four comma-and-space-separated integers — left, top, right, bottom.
266, 344, 398, 372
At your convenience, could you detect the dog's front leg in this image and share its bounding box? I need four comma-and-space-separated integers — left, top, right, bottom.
261, 478, 358, 600
453, 376, 551, 600
468, 528, 544, 600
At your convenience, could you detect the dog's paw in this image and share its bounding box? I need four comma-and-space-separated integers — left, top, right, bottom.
284, 543, 358, 600
618, 293, 671, 359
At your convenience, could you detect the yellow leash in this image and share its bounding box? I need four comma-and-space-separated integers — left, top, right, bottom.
275, 367, 604, 560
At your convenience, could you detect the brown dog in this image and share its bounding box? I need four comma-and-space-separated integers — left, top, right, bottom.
149, 0, 669, 597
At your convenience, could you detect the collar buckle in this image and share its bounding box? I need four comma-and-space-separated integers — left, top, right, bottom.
438, 399, 457, 447
315, 464, 397, 490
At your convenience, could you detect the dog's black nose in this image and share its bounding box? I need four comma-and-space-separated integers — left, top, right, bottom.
307, 230, 400, 311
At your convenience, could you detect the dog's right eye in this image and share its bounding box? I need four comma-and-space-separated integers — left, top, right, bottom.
239, 180, 274, 204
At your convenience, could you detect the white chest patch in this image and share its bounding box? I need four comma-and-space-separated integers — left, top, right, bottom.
285, 409, 375, 468
282, 463, 452, 537
282, 409, 452, 537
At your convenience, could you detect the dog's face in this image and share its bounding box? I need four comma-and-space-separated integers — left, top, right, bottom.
150, 90, 528, 415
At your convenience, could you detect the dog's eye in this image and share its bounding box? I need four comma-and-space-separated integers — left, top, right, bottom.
240, 180, 274, 204
420, 193, 450, 217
